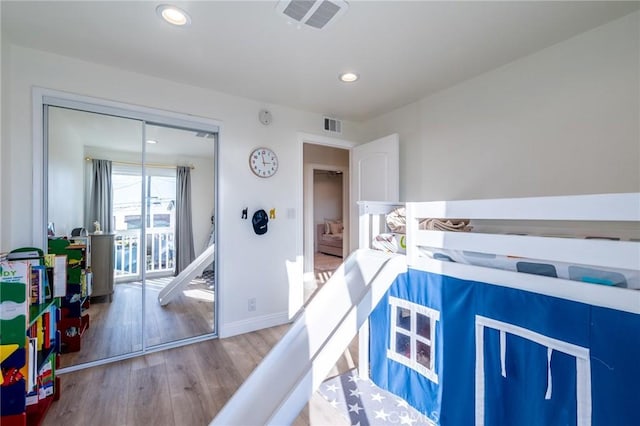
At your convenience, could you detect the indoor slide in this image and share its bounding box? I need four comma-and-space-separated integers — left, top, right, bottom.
157, 244, 215, 306
210, 248, 407, 426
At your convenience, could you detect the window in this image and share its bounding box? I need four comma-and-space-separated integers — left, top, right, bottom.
124, 215, 142, 230
153, 213, 171, 228
387, 296, 440, 383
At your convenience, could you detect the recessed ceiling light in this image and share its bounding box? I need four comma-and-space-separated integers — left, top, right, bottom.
156, 4, 191, 26
339, 72, 359, 83
146, 139, 158, 144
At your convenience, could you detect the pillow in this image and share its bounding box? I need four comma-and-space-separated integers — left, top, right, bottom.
329, 221, 343, 235
386, 207, 406, 233
324, 218, 342, 234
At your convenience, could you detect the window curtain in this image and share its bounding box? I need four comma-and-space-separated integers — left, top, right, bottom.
175, 166, 195, 274
88, 159, 113, 233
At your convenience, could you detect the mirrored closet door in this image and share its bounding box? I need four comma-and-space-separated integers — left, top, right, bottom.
45, 102, 217, 371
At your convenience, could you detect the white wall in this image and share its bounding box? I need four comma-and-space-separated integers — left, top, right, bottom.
313, 172, 343, 225
0, 31, 8, 249
1, 44, 363, 337
364, 11, 640, 201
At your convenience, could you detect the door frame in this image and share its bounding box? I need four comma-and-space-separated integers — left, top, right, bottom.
32, 87, 222, 373
296, 132, 356, 289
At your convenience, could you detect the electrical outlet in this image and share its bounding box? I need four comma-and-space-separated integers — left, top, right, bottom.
248, 297, 256, 312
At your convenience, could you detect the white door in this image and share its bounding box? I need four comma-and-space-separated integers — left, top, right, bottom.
349, 133, 399, 252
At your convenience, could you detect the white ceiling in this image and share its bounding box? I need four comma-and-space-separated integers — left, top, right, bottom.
2, 1, 638, 122
48, 105, 215, 158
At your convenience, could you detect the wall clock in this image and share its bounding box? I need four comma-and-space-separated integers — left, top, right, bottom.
249, 147, 278, 178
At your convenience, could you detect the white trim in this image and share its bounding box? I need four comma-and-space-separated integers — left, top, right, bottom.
218, 311, 291, 338
475, 316, 591, 426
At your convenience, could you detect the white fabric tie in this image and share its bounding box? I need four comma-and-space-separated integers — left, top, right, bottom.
545, 347, 553, 400
500, 330, 507, 378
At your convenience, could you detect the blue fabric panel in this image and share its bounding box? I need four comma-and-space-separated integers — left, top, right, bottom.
370, 271, 443, 423
475, 282, 591, 347
370, 270, 477, 425
436, 272, 476, 426
370, 268, 639, 426
484, 329, 577, 425
590, 307, 640, 425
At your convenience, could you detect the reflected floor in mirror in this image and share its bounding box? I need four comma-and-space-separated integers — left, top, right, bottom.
59, 272, 215, 368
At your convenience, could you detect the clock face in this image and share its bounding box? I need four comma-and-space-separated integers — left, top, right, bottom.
249, 147, 278, 178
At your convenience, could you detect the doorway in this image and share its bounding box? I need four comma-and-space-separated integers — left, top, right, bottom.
303, 143, 349, 302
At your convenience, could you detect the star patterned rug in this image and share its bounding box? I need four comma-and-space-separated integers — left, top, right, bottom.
316, 369, 435, 426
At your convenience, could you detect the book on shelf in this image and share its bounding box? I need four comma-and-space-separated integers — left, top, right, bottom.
43, 254, 55, 268
0, 260, 30, 340
26, 337, 37, 397
42, 312, 51, 350
0, 259, 31, 284
52, 255, 67, 298
38, 357, 54, 399
30, 264, 50, 305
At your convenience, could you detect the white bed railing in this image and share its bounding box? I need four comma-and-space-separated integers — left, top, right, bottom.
356, 201, 405, 378
357, 201, 405, 249
403, 192, 640, 314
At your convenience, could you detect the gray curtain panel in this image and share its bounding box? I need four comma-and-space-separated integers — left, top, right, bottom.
175, 166, 195, 274
88, 159, 113, 233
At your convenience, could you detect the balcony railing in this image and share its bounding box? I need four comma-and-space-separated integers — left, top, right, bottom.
114, 229, 174, 280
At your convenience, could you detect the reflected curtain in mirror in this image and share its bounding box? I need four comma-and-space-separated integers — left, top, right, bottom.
175, 165, 195, 274
88, 159, 113, 233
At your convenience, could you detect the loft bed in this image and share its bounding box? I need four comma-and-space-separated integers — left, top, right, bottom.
358, 193, 640, 426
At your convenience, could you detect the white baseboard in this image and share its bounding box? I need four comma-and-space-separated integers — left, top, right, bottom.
218, 311, 291, 338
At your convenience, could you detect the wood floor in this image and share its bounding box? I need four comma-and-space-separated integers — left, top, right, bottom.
46, 256, 350, 424
45, 324, 358, 426
60, 275, 214, 368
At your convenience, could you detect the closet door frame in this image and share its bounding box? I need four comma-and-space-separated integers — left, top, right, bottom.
33, 87, 221, 373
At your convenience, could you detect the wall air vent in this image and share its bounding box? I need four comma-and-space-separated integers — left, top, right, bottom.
323, 116, 342, 134
276, 0, 349, 30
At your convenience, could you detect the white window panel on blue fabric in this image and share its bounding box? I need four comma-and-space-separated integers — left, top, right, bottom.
387, 296, 440, 384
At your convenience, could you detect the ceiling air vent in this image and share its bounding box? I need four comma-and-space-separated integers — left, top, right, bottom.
323, 116, 342, 134
276, 0, 349, 30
